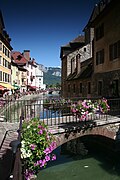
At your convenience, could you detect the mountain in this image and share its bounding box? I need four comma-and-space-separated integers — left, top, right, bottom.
43, 67, 61, 86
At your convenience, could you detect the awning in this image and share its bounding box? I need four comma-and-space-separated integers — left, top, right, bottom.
13, 84, 20, 89
0, 83, 15, 90
27, 85, 36, 90
0, 85, 5, 90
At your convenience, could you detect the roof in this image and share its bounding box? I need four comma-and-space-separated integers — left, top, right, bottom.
0, 10, 5, 30
66, 70, 77, 81
18, 66, 27, 71
67, 58, 93, 81
61, 35, 85, 48
83, 0, 113, 30
70, 35, 85, 43
28, 60, 37, 67
11, 51, 28, 65
60, 35, 85, 59
77, 63, 93, 79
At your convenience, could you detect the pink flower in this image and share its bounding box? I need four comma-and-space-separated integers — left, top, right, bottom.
38, 125, 43, 129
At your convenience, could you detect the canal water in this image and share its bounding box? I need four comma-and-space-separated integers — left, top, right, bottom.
37, 137, 120, 180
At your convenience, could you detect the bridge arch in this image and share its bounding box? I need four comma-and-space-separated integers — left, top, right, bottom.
54, 126, 116, 148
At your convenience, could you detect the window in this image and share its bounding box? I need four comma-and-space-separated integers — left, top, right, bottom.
5, 59, 7, 68
88, 82, 91, 94
8, 62, 11, 69
112, 79, 119, 97
109, 40, 120, 61
80, 83, 82, 93
8, 51, 10, 58
98, 81, 102, 96
95, 23, 104, 41
73, 84, 75, 93
5, 73, 7, 82
0, 42, 2, 51
0, 71, 2, 81
3, 58, 5, 66
8, 74, 11, 82
5, 48, 7, 56
68, 84, 70, 93
76, 54, 80, 72
3, 45, 5, 53
3, 72, 5, 81
71, 57, 76, 73
96, 49, 104, 65
0, 56, 2, 65
76, 54, 80, 60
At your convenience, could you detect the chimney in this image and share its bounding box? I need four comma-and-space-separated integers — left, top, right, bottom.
23, 50, 30, 61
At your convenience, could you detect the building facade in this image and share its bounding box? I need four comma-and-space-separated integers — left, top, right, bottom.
0, 11, 13, 92
35, 63, 46, 90
11, 51, 28, 92
22, 50, 37, 91
60, 0, 120, 99
91, 0, 120, 98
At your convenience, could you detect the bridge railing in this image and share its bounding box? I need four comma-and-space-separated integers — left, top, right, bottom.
0, 98, 120, 125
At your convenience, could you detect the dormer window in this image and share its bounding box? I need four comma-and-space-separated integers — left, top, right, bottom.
76, 54, 80, 60
17, 55, 22, 60
71, 57, 76, 74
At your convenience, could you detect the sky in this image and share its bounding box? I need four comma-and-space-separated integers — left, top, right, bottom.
0, 0, 99, 67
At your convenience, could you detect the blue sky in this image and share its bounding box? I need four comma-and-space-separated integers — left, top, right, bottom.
0, 0, 99, 67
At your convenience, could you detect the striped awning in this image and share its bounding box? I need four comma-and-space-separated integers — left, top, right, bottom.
0, 83, 15, 90
0, 85, 5, 90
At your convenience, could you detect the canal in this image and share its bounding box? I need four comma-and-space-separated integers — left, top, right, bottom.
37, 136, 120, 180
3, 93, 120, 179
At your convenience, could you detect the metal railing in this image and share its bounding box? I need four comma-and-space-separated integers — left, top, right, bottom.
0, 98, 120, 125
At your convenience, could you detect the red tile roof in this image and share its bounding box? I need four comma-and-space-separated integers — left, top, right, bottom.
11, 51, 28, 65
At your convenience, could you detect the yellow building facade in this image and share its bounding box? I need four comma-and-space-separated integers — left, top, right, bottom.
0, 11, 13, 91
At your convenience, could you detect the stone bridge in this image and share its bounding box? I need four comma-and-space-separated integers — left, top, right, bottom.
48, 116, 120, 149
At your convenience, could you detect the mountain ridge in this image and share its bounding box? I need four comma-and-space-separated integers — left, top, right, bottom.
43, 67, 61, 85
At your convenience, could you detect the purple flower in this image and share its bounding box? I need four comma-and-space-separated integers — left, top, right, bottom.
52, 154, 56, 161
40, 159, 46, 167
30, 144, 36, 150
45, 155, 50, 162
44, 147, 51, 155
38, 129, 43, 134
